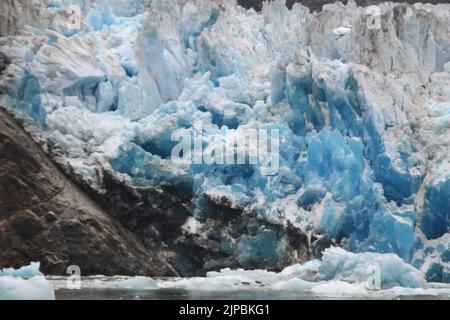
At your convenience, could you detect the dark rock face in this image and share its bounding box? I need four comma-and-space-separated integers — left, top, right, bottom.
0, 53, 11, 75
311, 236, 334, 259
0, 107, 177, 276
70, 170, 312, 276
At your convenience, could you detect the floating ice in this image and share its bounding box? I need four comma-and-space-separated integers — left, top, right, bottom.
311, 281, 367, 296
159, 247, 425, 290
0, 263, 55, 300
318, 247, 426, 289
116, 276, 157, 289
0, 262, 42, 278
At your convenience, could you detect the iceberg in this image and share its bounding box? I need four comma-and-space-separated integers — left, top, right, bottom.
0, 263, 55, 300
0, 262, 42, 278
310, 281, 367, 296
116, 276, 157, 289
318, 247, 426, 289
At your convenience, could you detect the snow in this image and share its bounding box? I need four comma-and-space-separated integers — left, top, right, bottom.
0, 263, 55, 300
1, 0, 450, 283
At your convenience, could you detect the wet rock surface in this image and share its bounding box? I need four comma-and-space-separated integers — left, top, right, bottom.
68, 169, 312, 276
0, 103, 312, 276
0, 107, 176, 276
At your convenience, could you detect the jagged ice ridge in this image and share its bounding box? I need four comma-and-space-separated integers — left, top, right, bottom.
1, 0, 450, 283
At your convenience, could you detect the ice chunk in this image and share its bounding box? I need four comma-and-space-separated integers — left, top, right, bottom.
319, 247, 426, 289
280, 260, 321, 282
444, 62, 450, 73
332, 27, 351, 36
421, 171, 450, 239
86, 5, 117, 31
363, 209, 416, 261
164, 276, 253, 291
0, 262, 42, 278
311, 281, 367, 296
95, 80, 116, 112
0, 263, 54, 300
116, 276, 157, 289
272, 278, 316, 291
0, 276, 55, 300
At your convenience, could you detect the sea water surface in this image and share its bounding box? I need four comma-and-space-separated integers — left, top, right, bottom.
49, 276, 450, 300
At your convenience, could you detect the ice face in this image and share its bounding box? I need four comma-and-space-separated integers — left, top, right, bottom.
0, 263, 55, 300
421, 175, 450, 240
1, 0, 450, 281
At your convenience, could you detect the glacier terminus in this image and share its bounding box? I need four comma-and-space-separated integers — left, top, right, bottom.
1, 0, 450, 299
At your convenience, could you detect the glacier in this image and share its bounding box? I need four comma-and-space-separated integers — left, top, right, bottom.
1, 0, 450, 285
0, 262, 55, 300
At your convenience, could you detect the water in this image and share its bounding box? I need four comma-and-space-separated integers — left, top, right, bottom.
55, 288, 450, 300
50, 277, 450, 300
56, 288, 320, 300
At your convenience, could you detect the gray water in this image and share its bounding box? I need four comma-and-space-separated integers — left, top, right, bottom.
54, 288, 448, 300
50, 276, 450, 300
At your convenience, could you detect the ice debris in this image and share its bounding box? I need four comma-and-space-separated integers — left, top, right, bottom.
0, 262, 55, 300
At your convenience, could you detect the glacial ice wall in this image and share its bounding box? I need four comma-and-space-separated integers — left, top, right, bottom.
1, 0, 450, 281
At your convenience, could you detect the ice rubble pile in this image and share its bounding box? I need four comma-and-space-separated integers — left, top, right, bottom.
185, 247, 427, 290
53, 247, 443, 296
1, 0, 450, 281
0, 262, 55, 300
121, 247, 427, 292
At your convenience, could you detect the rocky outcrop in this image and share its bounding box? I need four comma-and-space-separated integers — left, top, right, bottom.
0, 108, 313, 276
0, 102, 312, 277
64, 169, 313, 276
0, 107, 177, 276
